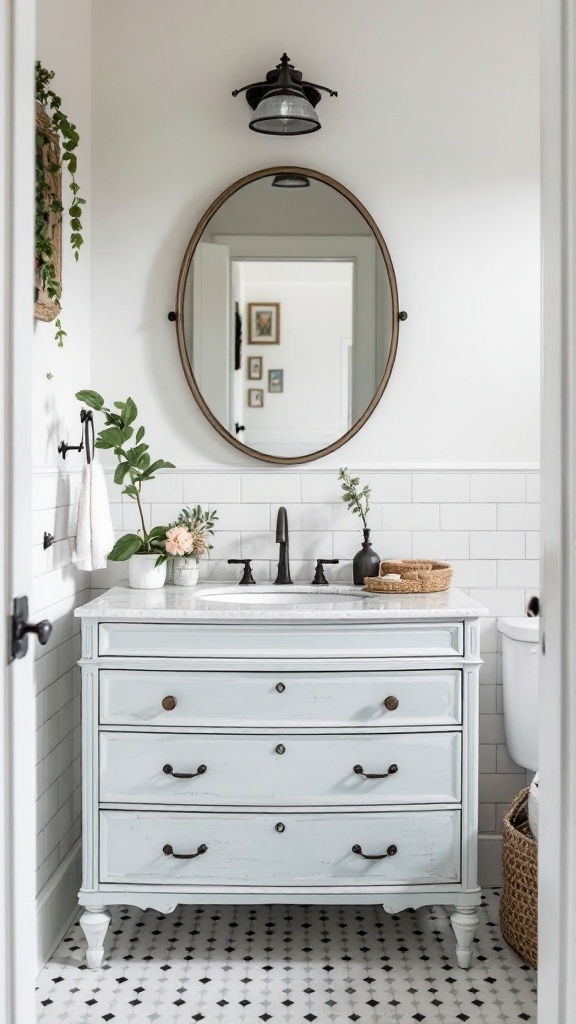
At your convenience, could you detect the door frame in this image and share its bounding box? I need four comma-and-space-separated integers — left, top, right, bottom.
538, 1, 576, 1019
0, 0, 37, 1022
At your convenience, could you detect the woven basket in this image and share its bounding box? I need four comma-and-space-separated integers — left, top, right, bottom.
500, 787, 538, 969
363, 559, 453, 594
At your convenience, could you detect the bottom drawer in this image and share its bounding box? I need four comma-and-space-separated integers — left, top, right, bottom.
99, 809, 461, 887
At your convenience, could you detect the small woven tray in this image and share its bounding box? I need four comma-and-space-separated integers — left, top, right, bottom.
363, 559, 453, 594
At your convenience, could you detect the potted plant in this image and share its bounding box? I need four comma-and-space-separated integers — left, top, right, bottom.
75, 389, 174, 589
338, 467, 381, 585
159, 506, 218, 586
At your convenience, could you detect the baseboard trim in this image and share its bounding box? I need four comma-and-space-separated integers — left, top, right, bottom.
478, 833, 503, 886
36, 840, 81, 974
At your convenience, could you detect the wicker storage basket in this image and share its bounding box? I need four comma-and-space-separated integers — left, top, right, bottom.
363, 559, 453, 594
500, 787, 538, 969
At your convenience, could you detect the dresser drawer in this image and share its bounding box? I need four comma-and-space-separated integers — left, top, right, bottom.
99, 669, 462, 728
99, 731, 461, 805
98, 620, 464, 659
99, 808, 461, 886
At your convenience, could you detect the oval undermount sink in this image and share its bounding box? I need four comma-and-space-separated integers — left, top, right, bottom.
197, 586, 367, 606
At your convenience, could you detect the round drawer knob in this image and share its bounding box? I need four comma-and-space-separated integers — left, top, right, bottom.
384, 696, 399, 711
276, 682, 285, 693
162, 695, 177, 711
275, 743, 286, 755
275, 822, 285, 833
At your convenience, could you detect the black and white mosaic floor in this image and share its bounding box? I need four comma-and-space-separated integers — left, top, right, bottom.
36, 889, 536, 1023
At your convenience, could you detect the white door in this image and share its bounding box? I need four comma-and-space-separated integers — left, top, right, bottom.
0, 0, 38, 1021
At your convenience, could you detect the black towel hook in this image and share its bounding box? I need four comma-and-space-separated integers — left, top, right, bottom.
58, 409, 95, 462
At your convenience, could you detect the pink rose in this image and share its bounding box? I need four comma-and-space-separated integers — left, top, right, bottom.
165, 525, 194, 556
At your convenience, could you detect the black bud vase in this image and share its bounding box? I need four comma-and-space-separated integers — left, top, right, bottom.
353, 528, 381, 585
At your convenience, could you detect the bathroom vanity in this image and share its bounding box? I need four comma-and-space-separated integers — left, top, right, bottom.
75, 583, 486, 969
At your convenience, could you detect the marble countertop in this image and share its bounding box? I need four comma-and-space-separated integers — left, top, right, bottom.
75, 583, 488, 621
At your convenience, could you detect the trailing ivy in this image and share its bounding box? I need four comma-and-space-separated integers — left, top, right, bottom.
35, 61, 85, 345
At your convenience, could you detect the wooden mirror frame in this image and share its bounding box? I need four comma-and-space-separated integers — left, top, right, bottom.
174, 166, 401, 465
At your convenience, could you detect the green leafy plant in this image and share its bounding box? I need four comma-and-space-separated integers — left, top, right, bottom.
75, 389, 175, 562
338, 467, 372, 530
36, 61, 86, 343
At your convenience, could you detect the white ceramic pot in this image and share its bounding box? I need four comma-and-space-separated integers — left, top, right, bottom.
128, 553, 167, 590
173, 556, 200, 587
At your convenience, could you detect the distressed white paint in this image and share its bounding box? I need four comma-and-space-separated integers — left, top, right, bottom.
78, 594, 483, 971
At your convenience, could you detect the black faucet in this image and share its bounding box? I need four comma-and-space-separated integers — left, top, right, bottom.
274, 506, 293, 585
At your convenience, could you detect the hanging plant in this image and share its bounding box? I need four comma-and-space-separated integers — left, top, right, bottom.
35, 61, 86, 344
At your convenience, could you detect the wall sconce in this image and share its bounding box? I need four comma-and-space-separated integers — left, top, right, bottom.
271, 173, 310, 187
232, 53, 337, 136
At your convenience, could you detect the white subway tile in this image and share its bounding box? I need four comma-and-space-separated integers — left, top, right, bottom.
183, 473, 241, 504
330, 502, 381, 531
526, 474, 540, 502
134, 473, 182, 503
478, 803, 496, 832
240, 532, 279, 561
477, 716, 504, 749
58, 635, 81, 677
241, 474, 301, 504
284, 503, 333, 532
480, 653, 498, 687
479, 684, 497, 714
479, 617, 498, 653
497, 560, 540, 588
301, 475, 341, 503
363, 473, 411, 503
479, 745, 497, 773
479, 773, 527, 803
31, 564, 83, 615
289, 532, 333, 561
36, 715, 59, 765
286, 560, 317, 583
450, 560, 497, 588
382, 504, 439, 531
32, 505, 76, 545
469, 532, 525, 559
33, 649, 60, 694
525, 532, 540, 559
45, 672, 73, 721
36, 846, 60, 896
32, 473, 79, 511
209, 531, 242, 560
412, 532, 469, 559
412, 473, 469, 503
440, 504, 496, 531
37, 781, 59, 833
498, 503, 540, 530
469, 589, 527, 617
212, 504, 270, 532
470, 473, 526, 502
122, 501, 151, 532
90, 560, 128, 589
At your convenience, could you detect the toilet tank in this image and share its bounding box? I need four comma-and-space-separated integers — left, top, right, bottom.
497, 617, 539, 772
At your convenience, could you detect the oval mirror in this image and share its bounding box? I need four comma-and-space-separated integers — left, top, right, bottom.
175, 166, 400, 464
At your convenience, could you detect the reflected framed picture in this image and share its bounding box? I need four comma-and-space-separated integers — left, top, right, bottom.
248, 388, 264, 408
268, 369, 284, 393
248, 356, 262, 380
248, 303, 280, 344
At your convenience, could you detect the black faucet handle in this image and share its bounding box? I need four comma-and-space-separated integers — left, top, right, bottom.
228, 558, 256, 585
312, 559, 340, 586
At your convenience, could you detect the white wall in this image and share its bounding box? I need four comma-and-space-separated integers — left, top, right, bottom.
91, 0, 540, 468
35, 0, 92, 968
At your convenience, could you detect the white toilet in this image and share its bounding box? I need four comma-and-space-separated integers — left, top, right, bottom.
497, 616, 539, 772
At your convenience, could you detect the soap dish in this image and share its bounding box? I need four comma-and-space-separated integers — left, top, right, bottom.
363, 559, 453, 594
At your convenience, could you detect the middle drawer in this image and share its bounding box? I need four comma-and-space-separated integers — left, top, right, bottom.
99, 731, 461, 806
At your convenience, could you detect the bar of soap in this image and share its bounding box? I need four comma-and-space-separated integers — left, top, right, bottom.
381, 573, 402, 581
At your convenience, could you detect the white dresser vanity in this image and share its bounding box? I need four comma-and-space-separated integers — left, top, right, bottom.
75, 583, 486, 970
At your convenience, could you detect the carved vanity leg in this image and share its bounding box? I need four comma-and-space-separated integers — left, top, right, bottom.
450, 905, 480, 969
79, 906, 111, 969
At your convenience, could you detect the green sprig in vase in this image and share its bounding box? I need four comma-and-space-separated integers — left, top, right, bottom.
338, 468, 381, 586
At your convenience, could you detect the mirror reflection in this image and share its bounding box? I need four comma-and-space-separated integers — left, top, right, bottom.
177, 169, 399, 462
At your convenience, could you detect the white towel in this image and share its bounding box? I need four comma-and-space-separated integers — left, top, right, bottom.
73, 461, 116, 572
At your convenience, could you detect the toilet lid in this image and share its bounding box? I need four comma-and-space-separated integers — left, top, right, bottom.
497, 616, 539, 642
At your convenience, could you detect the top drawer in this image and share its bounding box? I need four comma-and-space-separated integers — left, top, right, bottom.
98, 621, 464, 659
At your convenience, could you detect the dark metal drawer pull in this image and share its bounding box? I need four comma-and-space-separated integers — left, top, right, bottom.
162, 695, 177, 711
384, 696, 399, 711
163, 763, 207, 779
354, 763, 398, 779
352, 843, 397, 860
163, 843, 207, 859
276, 682, 285, 693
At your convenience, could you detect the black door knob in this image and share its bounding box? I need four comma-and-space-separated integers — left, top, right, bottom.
29, 620, 52, 645
12, 596, 53, 659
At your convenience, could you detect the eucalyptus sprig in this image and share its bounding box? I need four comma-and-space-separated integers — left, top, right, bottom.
76, 389, 175, 561
36, 61, 85, 344
338, 467, 372, 530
